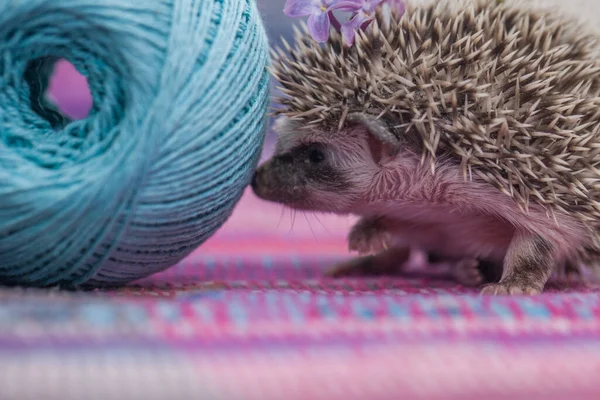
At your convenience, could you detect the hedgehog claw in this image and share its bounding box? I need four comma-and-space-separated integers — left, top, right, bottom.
480, 281, 541, 296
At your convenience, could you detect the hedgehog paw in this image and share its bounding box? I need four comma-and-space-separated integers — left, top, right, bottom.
480, 280, 541, 296
453, 258, 484, 287
348, 218, 393, 255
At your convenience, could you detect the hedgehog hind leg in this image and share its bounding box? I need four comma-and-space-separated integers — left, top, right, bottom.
427, 253, 481, 286
452, 257, 503, 287
450, 257, 484, 287
325, 247, 411, 277
480, 231, 555, 296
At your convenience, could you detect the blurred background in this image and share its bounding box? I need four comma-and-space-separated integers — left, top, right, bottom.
49, 0, 297, 132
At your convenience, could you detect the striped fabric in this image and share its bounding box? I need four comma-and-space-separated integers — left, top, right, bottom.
2, 185, 600, 400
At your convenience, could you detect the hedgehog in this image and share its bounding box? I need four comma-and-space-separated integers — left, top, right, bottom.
251, 0, 600, 295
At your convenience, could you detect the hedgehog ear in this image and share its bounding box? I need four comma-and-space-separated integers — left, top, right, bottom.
347, 113, 401, 165
272, 116, 304, 153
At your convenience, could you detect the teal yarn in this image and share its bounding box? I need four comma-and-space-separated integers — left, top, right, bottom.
0, 0, 270, 287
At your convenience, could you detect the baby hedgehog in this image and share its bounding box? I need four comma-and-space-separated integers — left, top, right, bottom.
252, 0, 600, 295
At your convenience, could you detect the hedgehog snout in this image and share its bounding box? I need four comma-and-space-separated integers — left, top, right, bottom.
250, 170, 259, 192
251, 158, 304, 204
251, 163, 269, 198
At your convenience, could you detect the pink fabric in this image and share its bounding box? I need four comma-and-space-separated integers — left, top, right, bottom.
1, 187, 600, 400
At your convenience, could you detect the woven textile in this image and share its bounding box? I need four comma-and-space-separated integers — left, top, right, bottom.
2, 183, 600, 400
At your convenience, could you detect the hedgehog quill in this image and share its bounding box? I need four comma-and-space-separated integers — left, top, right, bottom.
251, 0, 600, 295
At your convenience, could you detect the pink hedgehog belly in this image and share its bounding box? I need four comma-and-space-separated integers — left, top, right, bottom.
386, 204, 516, 264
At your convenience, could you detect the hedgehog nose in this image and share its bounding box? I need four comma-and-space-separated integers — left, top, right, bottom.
251, 170, 260, 191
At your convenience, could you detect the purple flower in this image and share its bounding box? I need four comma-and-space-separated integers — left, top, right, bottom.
341, 0, 406, 46
284, 0, 363, 42
284, 0, 407, 47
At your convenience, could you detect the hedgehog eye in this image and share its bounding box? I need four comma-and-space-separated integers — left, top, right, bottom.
279, 153, 293, 164
308, 148, 325, 163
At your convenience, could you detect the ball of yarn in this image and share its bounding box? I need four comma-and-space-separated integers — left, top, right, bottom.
0, 0, 270, 287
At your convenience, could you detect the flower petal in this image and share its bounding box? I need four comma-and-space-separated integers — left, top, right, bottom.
307, 12, 331, 42
360, 18, 374, 31
341, 24, 356, 46
283, 0, 316, 17
341, 13, 364, 46
330, 0, 363, 12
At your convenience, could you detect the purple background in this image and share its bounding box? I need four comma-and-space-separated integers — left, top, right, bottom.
47, 0, 290, 122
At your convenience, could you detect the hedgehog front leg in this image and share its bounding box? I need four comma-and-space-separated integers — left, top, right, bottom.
346, 216, 395, 255
480, 231, 555, 295
325, 216, 412, 277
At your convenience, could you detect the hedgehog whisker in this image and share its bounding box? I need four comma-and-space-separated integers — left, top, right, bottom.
312, 212, 331, 235
277, 205, 286, 229
302, 212, 317, 240
289, 208, 297, 234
